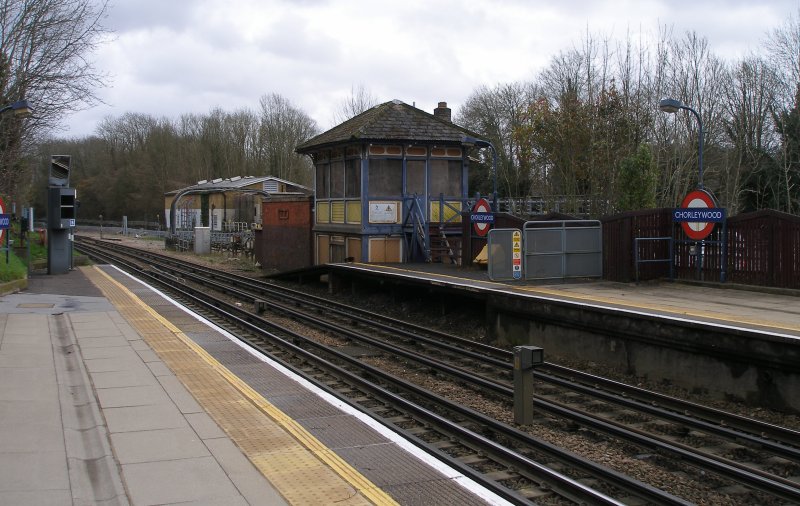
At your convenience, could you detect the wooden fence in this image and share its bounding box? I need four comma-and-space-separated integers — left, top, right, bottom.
603, 209, 800, 289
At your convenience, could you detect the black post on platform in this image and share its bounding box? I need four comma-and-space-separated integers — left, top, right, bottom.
47, 155, 74, 275
26, 208, 32, 276
513, 346, 544, 425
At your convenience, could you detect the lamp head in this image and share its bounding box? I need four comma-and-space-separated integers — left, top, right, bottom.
659, 98, 683, 114
461, 135, 490, 148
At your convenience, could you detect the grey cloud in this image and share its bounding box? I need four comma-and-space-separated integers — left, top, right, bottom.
104, 0, 201, 32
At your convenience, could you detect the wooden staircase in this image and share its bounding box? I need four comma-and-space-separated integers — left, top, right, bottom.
429, 225, 461, 265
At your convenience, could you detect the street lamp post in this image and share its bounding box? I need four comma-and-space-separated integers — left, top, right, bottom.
462, 136, 498, 212
659, 98, 704, 189
0, 99, 33, 272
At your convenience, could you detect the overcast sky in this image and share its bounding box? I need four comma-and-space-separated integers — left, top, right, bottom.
61, 0, 798, 138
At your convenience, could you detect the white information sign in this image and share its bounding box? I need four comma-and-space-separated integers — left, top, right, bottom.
369, 201, 399, 223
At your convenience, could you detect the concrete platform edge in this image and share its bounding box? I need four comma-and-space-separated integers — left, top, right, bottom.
51, 313, 129, 505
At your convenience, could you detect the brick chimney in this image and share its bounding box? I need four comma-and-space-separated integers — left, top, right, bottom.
433, 101, 451, 122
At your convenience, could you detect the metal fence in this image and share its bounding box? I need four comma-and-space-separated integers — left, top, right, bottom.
522, 220, 602, 280
486, 221, 602, 281
602, 208, 800, 289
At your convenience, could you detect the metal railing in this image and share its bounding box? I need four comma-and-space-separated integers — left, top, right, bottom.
633, 237, 673, 282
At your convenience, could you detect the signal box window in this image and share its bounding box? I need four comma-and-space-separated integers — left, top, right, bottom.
368, 159, 402, 196
330, 161, 345, 199
316, 163, 329, 199
430, 159, 461, 196
345, 159, 361, 198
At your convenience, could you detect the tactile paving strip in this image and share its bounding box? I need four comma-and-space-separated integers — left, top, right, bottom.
83, 266, 397, 506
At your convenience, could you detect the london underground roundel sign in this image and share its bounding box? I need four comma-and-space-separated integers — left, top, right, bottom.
676, 189, 720, 240
471, 198, 493, 237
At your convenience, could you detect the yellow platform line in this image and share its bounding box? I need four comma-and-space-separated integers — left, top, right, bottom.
84, 266, 397, 506
352, 263, 800, 334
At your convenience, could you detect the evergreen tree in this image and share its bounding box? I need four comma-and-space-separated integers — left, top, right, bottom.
771, 85, 800, 213
616, 144, 658, 211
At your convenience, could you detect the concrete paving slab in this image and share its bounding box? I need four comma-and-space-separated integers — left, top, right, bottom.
186, 411, 228, 440
75, 335, 130, 349
156, 374, 204, 414
68, 312, 110, 323
95, 384, 172, 408
0, 399, 61, 427
89, 369, 159, 389
204, 437, 290, 506
72, 327, 124, 339
120, 326, 142, 341
0, 343, 55, 368
145, 360, 174, 377
0, 488, 73, 505
83, 356, 151, 374
110, 427, 210, 464
0, 401, 63, 452
0, 331, 52, 345
133, 347, 160, 363
121, 456, 247, 505
79, 345, 140, 360
4, 314, 49, 332
0, 367, 58, 401
70, 319, 117, 330
128, 339, 151, 351
0, 449, 70, 491
103, 403, 187, 433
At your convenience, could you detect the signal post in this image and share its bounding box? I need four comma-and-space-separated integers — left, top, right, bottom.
47, 155, 75, 274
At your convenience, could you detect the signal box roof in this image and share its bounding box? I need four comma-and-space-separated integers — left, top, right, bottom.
296, 99, 482, 153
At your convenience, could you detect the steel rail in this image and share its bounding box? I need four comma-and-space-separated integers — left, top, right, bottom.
94, 238, 800, 459
76, 240, 688, 505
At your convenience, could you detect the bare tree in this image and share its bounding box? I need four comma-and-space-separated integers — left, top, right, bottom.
764, 9, 800, 213
331, 84, 378, 125
0, 0, 109, 196
721, 57, 780, 213
456, 82, 537, 200
258, 93, 318, 185
764, 8, 800, 106
654, 31, 728, 206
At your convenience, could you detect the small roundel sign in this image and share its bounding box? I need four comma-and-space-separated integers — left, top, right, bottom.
679, 189, 717, 240
471, 198, 493, 237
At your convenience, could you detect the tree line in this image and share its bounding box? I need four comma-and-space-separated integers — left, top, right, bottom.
457, 22, 800, 217
0, 0, 107, 205
33, 94, 317, 225
7, 1, 800, 222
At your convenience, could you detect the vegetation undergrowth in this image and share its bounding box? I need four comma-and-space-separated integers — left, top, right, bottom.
0, 250, 27, 282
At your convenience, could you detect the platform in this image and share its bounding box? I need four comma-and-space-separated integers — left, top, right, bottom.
327, 262, 800, 338
0, 266, 503, 505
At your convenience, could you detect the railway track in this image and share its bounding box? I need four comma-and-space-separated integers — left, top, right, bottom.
75, 236, 800, 504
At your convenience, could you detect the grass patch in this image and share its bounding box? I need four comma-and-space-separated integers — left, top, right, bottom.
0, 250, 27, 282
